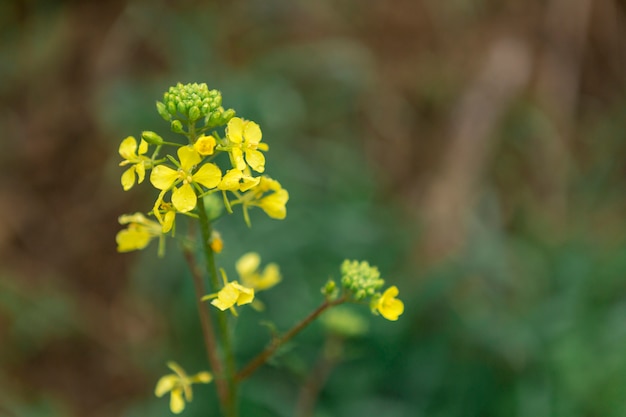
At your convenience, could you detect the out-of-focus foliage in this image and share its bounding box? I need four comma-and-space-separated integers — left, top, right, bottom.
1, 0, 625, 416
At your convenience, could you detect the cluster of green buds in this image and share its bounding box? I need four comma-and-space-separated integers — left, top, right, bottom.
115, 82, 289, 256
157, 82, 235, 131
323, 260, 404, 321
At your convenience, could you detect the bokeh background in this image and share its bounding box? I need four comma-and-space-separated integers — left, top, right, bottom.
1, 0, 625, 416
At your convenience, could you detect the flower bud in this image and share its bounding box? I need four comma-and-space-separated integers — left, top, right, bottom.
156, 101, 171, 121
188, 105, 201, 121
171, 120, 184, 133
141, 131, 164, 145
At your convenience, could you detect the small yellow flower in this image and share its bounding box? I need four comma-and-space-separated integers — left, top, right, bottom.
374, 286, 404, 321
193, 135, 216, 156
202, 270, 254, 316
225, 117, 268, 173
218, 169, 260, 192
150, 146, 222, 213
119, 136, 150, 190
115, 213, 162, 252
155, 361, 212, 414
236, 252, 281, 291
248, 177, 289, 219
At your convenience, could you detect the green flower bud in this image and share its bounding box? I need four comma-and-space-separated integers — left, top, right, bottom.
171, 120, 184, 133
221, 108, 236, 124
156, 101, 171, 121
188, 105, 201, 122
167, 101, 177, 115
141, 131, 164, 145
321, 279, 338, 300
176, 101, 187, 116
340, 260, 385, 300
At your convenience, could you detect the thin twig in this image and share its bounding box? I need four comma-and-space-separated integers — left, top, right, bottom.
236, 297, 346, 382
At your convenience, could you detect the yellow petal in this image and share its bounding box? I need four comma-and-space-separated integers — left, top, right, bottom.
119, 136, 138, 160
258, 189, 289, 219
170, 388, 185, 414
190, 371, 213, 384
116, 228, 153, 252
218, 169, 243, 191
150, 165, 179, 190
239, 175, 260, 192
178, 146, 201, 171
121, 167, 136, 191
243, 120, 262, 144
155, 374, 178, 397
192, 163, 222, 189
230, 148, 246, 171
236, 252, 261, 277
135, 163, 146, 184
227, 117, 244, 143
232, 282, 255, 306
138, 139, 149, 155
162, 210, 176, 233
257, 263, 281, 290
172, 183, 197, 213
245, 149, 265, 173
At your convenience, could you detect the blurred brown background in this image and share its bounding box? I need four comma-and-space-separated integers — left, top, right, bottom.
1, 1, 625, 416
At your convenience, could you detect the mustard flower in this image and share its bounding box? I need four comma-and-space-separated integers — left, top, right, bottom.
116, 213, 163, 252
373, 286, 404, 321
218, 169, 260, 192
224, 117, 268, 173
236, 252, 281, 291
150, 146, 222, 213
243, 177, 289, 220
202, 270, 254, 316
119, 136, 150, 191
193, 135, 216, 156
155, 361, 212, 414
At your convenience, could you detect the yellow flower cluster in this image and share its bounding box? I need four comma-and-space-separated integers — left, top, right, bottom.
115, 84, 289, 255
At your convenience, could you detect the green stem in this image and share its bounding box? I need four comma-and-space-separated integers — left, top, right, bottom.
181, 246, 228, 410
196, 195, 238, 417
236, 297, 346, 382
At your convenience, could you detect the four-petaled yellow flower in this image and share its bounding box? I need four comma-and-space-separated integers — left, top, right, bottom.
155, 361, 212, 414
202, 270, 254, 316
116, 213, 163, 252
119, 136, 151, 190
218, 169, 260, 192
193, 135, 217, 156
374, 286, 404, 321
225, 117, 268, 173
247, 177, 289, 219
236, 252, 281, 291
150, 146, 222, 213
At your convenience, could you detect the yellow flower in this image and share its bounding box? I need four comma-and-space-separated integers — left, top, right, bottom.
225, 117, 268, 173
236, 252, 281, 291
155, 361, 212, 414
247, 177, 289, 220
202, 270, 254, 316
218, 169, 261, 192
119, 136, 150, 190
115, 213, 162, 252
374, 286, 404, 321
193, 135, 216, 156
150, 146, 222, 213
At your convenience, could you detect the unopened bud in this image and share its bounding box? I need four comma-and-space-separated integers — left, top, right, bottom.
141, 131, 164, 145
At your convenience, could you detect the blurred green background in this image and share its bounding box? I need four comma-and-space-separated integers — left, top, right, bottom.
1, 0, 625, 416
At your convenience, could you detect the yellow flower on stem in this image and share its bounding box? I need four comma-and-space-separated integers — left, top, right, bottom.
245, 177, 289, 220
155, 361, 212, 414
236, 252, 281, 291
218, 169, 260, 192
373, 286, 404, 321
225, 117, 268, 173
193, 135, 216, 156
202, 269, 254, 316
116, 213, 163, 252
150, 146, 222, 213
119, 136, 150, 190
